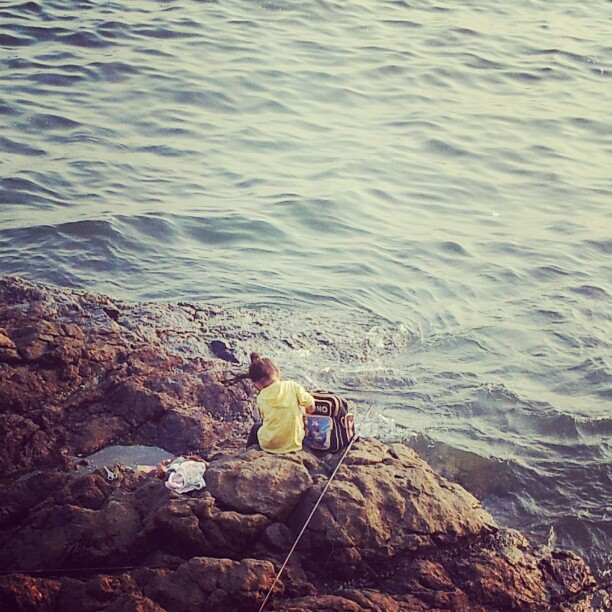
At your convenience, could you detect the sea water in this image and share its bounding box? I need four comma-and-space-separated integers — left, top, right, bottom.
0, 0, 610, 575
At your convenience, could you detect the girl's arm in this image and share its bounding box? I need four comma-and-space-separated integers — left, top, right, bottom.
295, 383, 316, 413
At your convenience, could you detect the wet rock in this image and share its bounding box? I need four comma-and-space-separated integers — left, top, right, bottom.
102, 307, 120, 322
209, 340, 240, 364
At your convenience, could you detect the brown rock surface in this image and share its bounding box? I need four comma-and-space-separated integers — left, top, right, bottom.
0, 276, 253, 475
0, 574, 62, 611
0, 277, 604, 611
206, 449, 315, 519
138, 557, 277, 612
294, 439, 496, 578
0, 442, 600, 611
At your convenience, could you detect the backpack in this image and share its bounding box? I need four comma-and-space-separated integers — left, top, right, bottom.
303, 391, 355, 453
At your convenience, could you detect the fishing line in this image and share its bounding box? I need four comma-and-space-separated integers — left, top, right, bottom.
0, 563, 181, 577
258, 401, 375, 612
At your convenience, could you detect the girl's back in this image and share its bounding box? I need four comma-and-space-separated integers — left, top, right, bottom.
256, 380, 314, 453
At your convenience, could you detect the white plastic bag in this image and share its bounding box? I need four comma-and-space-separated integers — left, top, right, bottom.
164, 458, 207, 494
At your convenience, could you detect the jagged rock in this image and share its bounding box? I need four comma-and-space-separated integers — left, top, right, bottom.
0, 471, 71, 531
138, 492, 271, 560
55, 575, 130, 611
0, 574, 62, 612
0, 467, 274, 574
0, 499, 140, 571
380, 558, 474, 609
0, 276, 253, 475
0, 328, 19, 363
379, 529, 598, 611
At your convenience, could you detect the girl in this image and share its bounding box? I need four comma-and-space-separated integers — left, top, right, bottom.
246, 352, 315, 453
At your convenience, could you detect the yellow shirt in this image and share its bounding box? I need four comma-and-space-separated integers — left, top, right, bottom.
256, 380, 315, 454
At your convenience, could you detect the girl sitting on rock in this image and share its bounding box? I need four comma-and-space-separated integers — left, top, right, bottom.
246, 352, 315, 453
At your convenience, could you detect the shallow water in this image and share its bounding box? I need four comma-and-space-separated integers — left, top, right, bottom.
79, 444, 173, 471
0, 0, 610, 574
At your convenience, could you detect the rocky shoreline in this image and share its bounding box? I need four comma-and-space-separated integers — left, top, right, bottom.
0, 277, 607, 610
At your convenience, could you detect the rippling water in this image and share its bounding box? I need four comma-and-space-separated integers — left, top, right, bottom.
1, 0, 610, 574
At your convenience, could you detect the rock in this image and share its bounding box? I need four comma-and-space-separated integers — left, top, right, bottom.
0, 471, 71, 531
541, 549, 597, 600
206, 449, 314, 519
0, 442, 600, 612
0, 473, 143, 572
262, 522, 293, 551
0, 328, 19, 363
138, 557, 277, 612
0, 574, 61, 612
0, 276, 253, 474
295, 439, 497, 578
0, 467, 273, 574
209, 340, 240, 364
195, 501, 271, 557
379, 529, 598, 611
57, 574, 164, 611
274, 593, 363, 611
275, 590, 432, 611
138, 405, 234, 456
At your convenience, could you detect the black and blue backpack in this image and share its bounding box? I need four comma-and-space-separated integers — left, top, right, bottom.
303, 391, 355, 453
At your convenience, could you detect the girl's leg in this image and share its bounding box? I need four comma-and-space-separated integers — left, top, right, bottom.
246, 423, 262, 448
